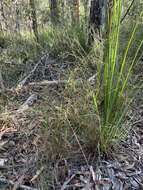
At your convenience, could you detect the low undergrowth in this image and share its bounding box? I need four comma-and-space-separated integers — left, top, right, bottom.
42, 1, 143, 158
0, 23, 97, 87
0, 1, 143, 158
0, 1, 143, 190
0, 32, 38, 87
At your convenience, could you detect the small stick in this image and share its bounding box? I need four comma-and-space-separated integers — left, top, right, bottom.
28, 80, 68, 87
61, 174, 76, 190
0, 69, 5, 91
121, 0, 135, 23
30, 166, 44, 182
133, 119, 143, 125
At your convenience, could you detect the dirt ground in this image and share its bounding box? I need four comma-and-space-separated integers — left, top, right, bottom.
0, 56, 142, 190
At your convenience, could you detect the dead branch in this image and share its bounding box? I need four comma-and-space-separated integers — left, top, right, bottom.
18, 54, 48, 88
17, 52, 97, 89
0, 178, 38, 190
28, 80, 68, 87
1, 72, 96, 94
19, 74, 96, 88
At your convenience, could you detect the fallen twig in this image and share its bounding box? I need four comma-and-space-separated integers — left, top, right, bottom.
1, 73, 97, 95
61, 174, 76, 190
88, 74, 97, 83
90, 166, 96, 182
133, 119, 143, 125
30, 166, 44, 182
28, 80, 68, 87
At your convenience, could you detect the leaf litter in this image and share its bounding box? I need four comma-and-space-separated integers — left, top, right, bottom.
0, 55, 142, 190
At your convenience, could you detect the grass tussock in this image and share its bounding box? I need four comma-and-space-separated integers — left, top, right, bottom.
42, 81, 99, 159
42, 1, 143, 156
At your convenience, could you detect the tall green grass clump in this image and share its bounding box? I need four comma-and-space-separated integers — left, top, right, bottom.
94, 0, 143, 152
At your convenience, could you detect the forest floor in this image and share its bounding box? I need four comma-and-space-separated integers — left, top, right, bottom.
0, 53, 143, 190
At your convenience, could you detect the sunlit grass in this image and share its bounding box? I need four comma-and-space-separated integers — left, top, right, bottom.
42, 1, 143, 155
93, 1, 143, 152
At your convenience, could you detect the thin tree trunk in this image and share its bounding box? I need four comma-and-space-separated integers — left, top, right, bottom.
0, 0, 7, 31
83, 0, 89, 22
29, 0, 39, 42
15, 2, 20, 33
60, 0, 66, 24
49, 0, 59, 25
88, 0, 106, 44
71, 0, 80, 24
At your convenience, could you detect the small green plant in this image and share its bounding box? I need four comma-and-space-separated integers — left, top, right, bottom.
93, 1, 143, 152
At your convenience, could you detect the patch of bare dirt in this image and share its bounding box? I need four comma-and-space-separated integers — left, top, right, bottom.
0, 109, 43, 189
